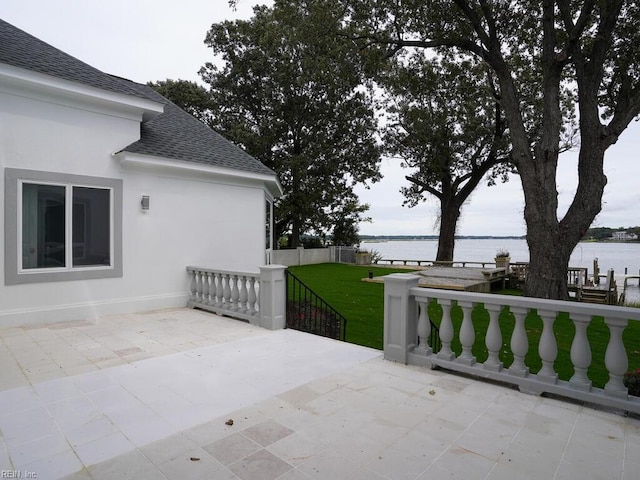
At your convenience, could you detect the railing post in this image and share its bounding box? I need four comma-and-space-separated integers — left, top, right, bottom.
383, 274, 420, 364
259, 265, 287, 330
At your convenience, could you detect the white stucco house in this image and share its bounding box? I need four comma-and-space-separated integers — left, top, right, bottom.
612, 231, 638, 241
0, 19, 282, 326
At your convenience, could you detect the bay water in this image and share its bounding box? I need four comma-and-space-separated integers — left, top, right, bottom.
362, 238, 640, 280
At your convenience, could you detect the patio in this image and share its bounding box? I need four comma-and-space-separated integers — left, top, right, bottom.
1, 308, 639, 480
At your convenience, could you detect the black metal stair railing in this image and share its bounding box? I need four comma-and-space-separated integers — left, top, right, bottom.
285, 271, 347, 341
429, 319, 442, 353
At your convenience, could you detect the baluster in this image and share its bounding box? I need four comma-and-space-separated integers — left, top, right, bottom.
415, 299, 432, 356
537, 309, 558, 383
215, 272, 224, 307
199, 271, 208, 304
195, 270, 203, 304
238, 275, 249, 313
230, 274, 240, 311
569, 313, 592, 390
208, 271, 216, 305
253, 276, 262, 315
189, 269, 197, 302
484, 304, 503, 371
437, 300, 455, 361
508, 306, 530, 377
222, 274, 232, 310
247, 276, 257, 315
604, 317, 629, 397
457, 301, 476, 365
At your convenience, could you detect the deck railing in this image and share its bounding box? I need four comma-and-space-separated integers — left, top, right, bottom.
286, 271, 347, 341
384, 273, 640, 414
186, 265, 286, 330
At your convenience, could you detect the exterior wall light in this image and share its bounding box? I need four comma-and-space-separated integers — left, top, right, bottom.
141, 195, 150, 211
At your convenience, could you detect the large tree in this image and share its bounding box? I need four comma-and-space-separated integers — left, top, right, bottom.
345, 0, 640, 299
202, 0, 381, 247
381, 51, 510, 261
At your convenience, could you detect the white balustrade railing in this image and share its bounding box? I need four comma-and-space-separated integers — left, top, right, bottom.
186, 265, 286, 330
383, 273, 640, 413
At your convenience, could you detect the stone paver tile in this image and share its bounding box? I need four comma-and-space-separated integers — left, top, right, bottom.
156, 447, 224, 480
87, 449, 154, 480
203, 432, 262, 466
241, 420, 294, 447
294, 448, 359, 480
228, 449, 293, 480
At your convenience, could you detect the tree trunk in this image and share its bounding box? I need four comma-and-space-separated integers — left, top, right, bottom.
522, 134, 607, 299
436, 197, 461, 262
290, 217, 302, 248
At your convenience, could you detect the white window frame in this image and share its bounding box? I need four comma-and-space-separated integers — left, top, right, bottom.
5, 168, 123, 285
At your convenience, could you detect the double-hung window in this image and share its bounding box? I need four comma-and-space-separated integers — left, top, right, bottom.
5, 169, 123, 284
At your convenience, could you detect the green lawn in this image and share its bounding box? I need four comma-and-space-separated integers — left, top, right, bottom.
288, 263, 640, 389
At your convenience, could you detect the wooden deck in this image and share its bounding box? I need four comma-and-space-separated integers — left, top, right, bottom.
368, 260, 622, 303
365, 266, 507, 292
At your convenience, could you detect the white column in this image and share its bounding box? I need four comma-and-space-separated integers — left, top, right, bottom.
383, 274, 420, 364
259, 265, 287, 330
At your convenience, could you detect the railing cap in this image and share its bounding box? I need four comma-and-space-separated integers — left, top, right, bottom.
186, 266, 260, 277
407, 286, 640, 321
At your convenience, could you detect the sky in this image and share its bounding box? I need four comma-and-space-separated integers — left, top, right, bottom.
2, 0, 639, 237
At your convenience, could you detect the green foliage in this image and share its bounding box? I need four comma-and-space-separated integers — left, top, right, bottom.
381, 51, 512, 206
624, 369, 640, 396
331, 217, 360, 247
201, 1, 381, 247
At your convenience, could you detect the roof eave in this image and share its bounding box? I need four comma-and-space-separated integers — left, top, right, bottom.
114, 151, 283, 198
0, 63, 164, 121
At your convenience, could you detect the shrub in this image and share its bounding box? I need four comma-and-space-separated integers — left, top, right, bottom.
623, 369, 640, 396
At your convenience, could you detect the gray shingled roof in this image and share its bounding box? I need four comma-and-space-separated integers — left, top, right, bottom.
117, 79, 275, 176
0, 18, 153, 100
0, 18, 275, 177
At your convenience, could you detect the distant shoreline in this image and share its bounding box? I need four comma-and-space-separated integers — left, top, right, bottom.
361, 235, 525, 241
360, 236, 639, 243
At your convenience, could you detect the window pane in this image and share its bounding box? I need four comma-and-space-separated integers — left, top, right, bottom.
22, 183, 66, 269
73, 187, 110, 266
